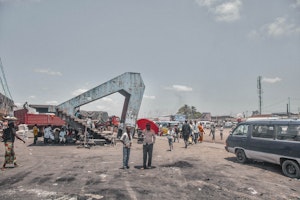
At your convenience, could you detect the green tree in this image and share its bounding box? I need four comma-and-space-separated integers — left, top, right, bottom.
177, 105, 201, 119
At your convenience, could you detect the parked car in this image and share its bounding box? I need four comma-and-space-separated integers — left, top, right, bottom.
225, 119, 300, 178
224, 121, 233, 128
200, 121, 211, 129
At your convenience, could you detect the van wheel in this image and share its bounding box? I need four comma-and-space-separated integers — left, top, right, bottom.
282, 160, 300, 178
236, 149, 247, 163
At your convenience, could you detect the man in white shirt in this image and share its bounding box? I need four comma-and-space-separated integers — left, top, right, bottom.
142, 122, 156, 169
120, 126, 132, 169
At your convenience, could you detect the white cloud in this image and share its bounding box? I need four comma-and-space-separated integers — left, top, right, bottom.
267, 17, 300, 37
72, 88, 88, 96
165, 85, 193, 92
214, 0, 242, 22
144, 95, 156, 100
45, 100, 58, 105
290, 0, 300, 8
28, 95, 36, 99
195, 0, 242, 22
262, 77, 282, 84
248, 17, 300, 39
34, 68, 62, 76
195, 0, 219, 7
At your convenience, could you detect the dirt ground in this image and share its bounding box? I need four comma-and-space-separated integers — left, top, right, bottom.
0, 128, 299, 200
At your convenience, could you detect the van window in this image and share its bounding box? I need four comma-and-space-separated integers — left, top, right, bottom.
252, 125, 274, 139
276, 125, 300, 141
232, 124, 248, 136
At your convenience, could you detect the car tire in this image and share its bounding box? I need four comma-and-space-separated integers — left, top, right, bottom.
236, 149, 247, 163
282, 160, 300, 179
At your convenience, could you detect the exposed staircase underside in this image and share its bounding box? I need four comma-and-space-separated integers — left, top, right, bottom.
56, 72, 145, 142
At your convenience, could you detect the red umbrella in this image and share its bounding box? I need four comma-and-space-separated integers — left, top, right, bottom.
136, 118, 159, 134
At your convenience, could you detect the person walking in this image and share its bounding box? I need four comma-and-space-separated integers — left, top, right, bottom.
33, 124, 39, 145
173, 124, 179, 143
198, 123, 206, 143
167, 127, 174, 151
1, 120, 26, 170
210, 123, 216, 143
181, 120, 191, 148
189, 121, 195, 144
194, 120, 199, 144
120, 126, 132, 169
220, 125, 224, 140
142, 122, 156, 169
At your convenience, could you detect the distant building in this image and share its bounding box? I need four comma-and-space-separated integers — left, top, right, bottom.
172, 114, 186, 122
200, 112, 211, 121
28, 104, 57, 114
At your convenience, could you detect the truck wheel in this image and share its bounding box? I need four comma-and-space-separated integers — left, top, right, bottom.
236, 149, 247, 163
282, 160, 300, 178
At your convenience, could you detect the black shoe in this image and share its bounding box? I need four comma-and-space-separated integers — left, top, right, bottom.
126, 166, 130, 169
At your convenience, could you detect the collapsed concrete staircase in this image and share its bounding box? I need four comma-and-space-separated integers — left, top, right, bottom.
56, 108, 116, 145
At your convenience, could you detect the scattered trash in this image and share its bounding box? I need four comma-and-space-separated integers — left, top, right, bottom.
248, 187, 258, 195
85, 193, 104, 199
198, 188, 202, 191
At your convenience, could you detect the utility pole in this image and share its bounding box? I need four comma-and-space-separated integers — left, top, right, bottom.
257, 76, 262, 115
287, 97, 291, 118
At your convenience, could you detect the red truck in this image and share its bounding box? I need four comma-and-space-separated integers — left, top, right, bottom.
14, 109, 65, 127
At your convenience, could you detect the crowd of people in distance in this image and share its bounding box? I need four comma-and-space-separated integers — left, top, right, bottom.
163, 120, 225, 150
35, 124, 81, 145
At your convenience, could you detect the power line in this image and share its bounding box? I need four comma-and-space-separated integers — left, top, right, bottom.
0, 58, 13, 100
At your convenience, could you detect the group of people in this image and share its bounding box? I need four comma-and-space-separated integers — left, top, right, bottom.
120, 122, 156, 170
33, 124, 77, 145
119, 120, 217, 170
180, 120, 206, 149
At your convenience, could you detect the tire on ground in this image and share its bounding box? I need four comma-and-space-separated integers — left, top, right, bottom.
282, 160, 300, 179
235, 149, 247, 163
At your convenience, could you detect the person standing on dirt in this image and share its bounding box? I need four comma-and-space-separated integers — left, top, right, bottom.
173, 124, 179, 143
167, 127, 174, 151
120, 126, 132, 169
210, 123, 216, 143
220, 125, 224, 140
189, 121, 195, 144
142, 122, 156, 169
198, 123, 205, 143
181, 120, 191, 148
33, 124, 39, 145
1, 120, 26, 170
194, 120, 200, 144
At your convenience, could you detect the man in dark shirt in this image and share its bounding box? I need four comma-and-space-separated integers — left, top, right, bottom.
181, 120, 191, 148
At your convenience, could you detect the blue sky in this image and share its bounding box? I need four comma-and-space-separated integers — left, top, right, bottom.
0, 0, 300, 118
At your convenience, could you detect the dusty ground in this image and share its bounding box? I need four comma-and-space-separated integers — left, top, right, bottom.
0, 128, 299, 200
